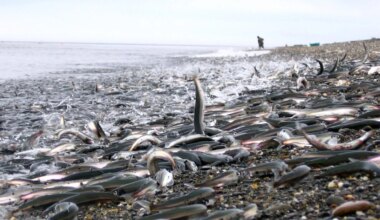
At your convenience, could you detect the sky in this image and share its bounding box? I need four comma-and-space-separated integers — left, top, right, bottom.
0, 0, 379, 47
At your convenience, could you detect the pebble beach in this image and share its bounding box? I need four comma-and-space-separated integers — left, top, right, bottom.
1, 39, 380, 219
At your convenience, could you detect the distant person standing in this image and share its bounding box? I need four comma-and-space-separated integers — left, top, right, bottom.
257, 36, 264, 49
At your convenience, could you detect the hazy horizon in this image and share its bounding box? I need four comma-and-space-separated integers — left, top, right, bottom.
0, 40, 243, 48
1, 0, 379, 47
0, 37, 377, 48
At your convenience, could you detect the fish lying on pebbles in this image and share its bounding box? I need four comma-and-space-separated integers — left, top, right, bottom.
332, 200, 374, 217
318, 161, 380, 177
19, 193, 78, 210
273, 165, 311, 188
300, 129, 374, 150
2, 40, 380, 220
146, 149, 176, 175
244, 160, 289, 178
200, 208, 244, 220
164, 134, 213, 149
195, 170, 238, 188
150, 187, 214, 210
43, 191, 121, 215
20, 186, 76, 201
113, 178, 157, 198
140, 204, 207, 220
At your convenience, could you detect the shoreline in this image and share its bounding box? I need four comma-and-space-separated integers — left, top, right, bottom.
1, 39, 380, 219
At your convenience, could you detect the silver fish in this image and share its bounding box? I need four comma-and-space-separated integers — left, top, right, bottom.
151, 187, 214, 210
300, 130, 373, 150
57, 129, 93, 144
129, 135, 162, 151
140, 204, 207, 220
147, 149, 176, 175
194, 76, 205, 135
195, 170, 238, 188
273, 165, 311, 188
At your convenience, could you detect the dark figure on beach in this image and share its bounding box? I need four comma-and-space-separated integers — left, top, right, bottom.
257, 36, 264, 49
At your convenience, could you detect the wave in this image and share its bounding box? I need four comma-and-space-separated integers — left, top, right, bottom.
192, 49, 271, 58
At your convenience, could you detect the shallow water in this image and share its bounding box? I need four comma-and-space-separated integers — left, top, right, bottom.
0, 42, 223, 80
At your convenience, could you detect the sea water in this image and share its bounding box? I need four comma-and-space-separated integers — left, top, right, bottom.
0, 41, 267, 80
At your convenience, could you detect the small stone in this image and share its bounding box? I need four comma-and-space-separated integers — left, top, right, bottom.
326, 195, 345, 207
206, 199, 215, 206
337, 182, 344, 188
219, 195, 224, 202
251, 182, 259, 190
356, 211, 365, 217
243, 203, 258, 219
328, 181, 339, 189
84, 214, 93, 220
344, 194, 355, 200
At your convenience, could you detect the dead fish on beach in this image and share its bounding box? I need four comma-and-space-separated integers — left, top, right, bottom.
300, 129, 373, 150
20, 186, 76, 201
150, 187, 214, 210
113, 178, 157, 198
146, 149, 176, 175
302, 150, 380, 167
140, 204, 207, 220
273, 165, 311, 188
318, 161, 380, 177
129, 135, 162, 151
280, 107, 358, 118
332, 200, 374, 217
19, 193, 77, 211
195, 170, 238, 188
57, 129, 93, 144
86, 174, 142, 190
165, 134, 213, 149
200, 208, 244, 220
43, 192, 121, 215
282, 132, 337, 148
244, 160, 289, 179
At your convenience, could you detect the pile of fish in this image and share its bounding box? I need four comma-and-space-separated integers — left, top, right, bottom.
1, 40, 380, 219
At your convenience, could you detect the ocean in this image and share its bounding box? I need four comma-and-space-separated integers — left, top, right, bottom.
0, 41, 265, 80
